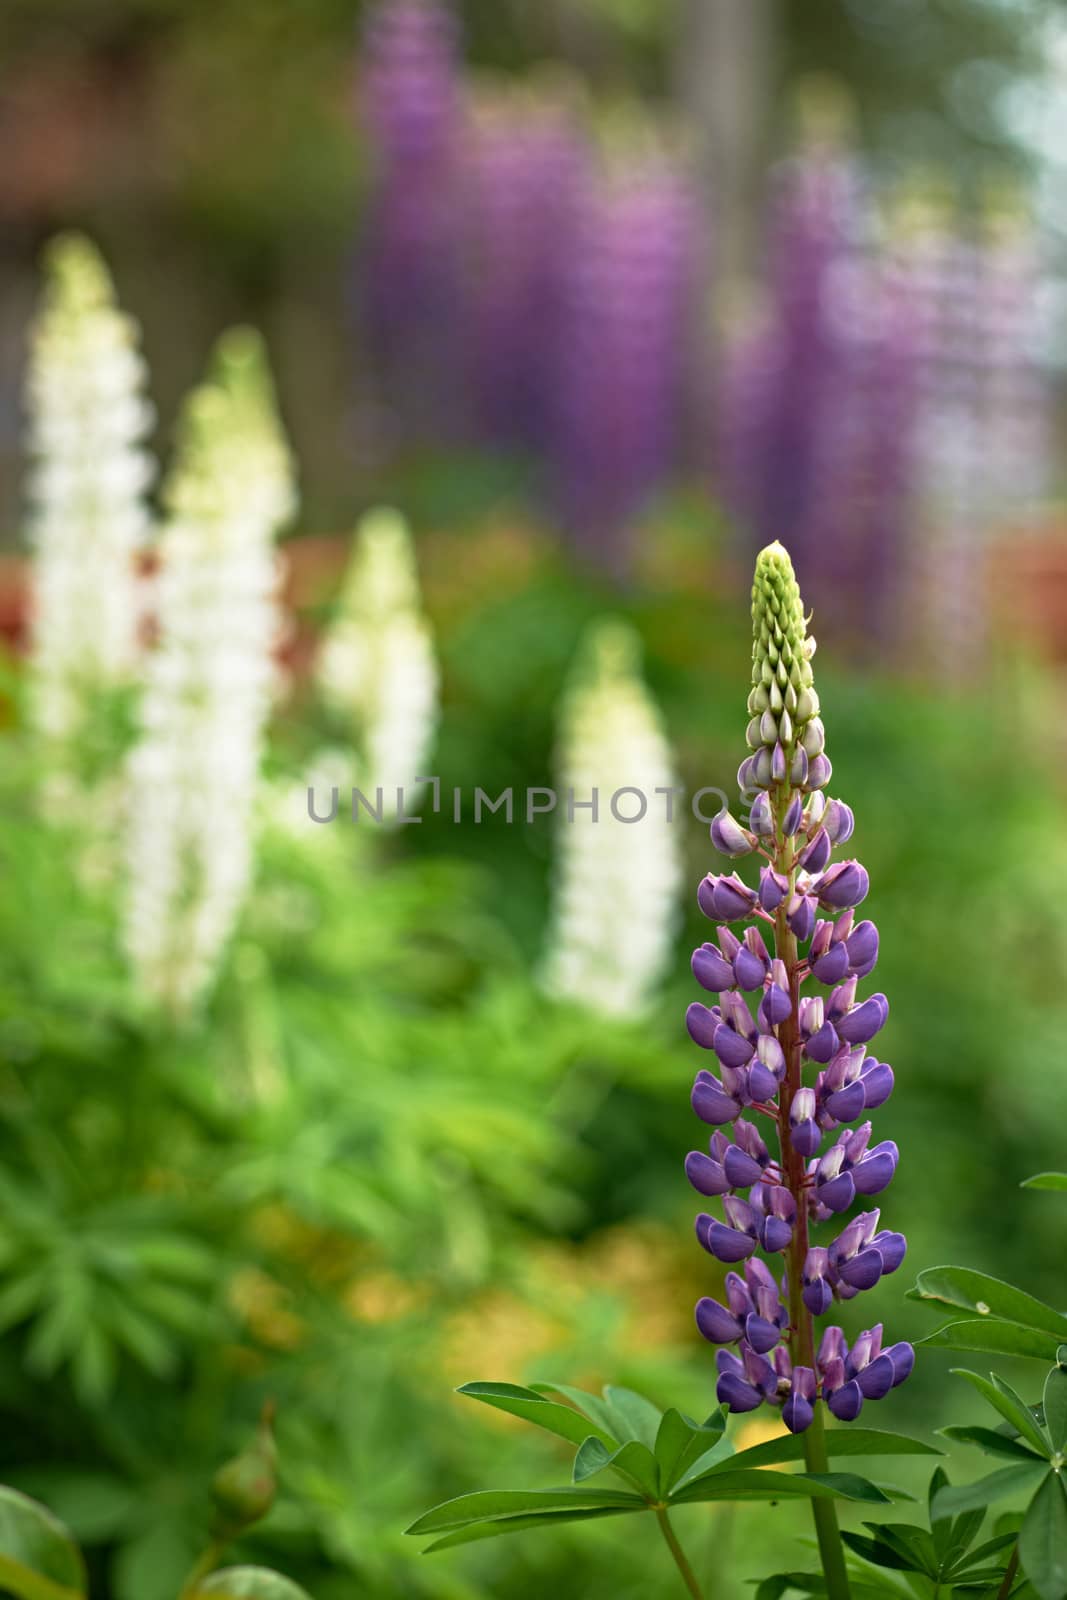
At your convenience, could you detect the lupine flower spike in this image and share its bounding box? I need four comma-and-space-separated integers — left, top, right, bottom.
24, 234, 154, 767
687, 544, 911, 1452
542, 619, 682, 1018
123, 329, 296, 1016
316, 507, 438, 816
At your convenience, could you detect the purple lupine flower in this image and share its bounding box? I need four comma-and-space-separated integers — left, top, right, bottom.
885, 200, 1052, 677
359, 0, 463, 435
458, 90, 589, 451
686, 542, 911, 1434
550, 155, 698, 576
718, 138, 919, 656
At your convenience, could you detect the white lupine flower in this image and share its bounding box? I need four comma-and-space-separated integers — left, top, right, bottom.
123, 328, 296, 1015
315, 508, 437, 815
24, 233, 155, 748
541, 619, 683, 1019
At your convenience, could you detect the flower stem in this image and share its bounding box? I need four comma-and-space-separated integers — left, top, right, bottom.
801, 1401, 851, 1599
179, 1540, 226, 1600
996, 1545, 1020, 1600
655, 1506, 706, 1600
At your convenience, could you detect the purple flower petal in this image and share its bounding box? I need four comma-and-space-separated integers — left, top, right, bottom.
817, 1171, 856, 1213
872, 1230, 907, 1274
812, 943, 851, 984
825, 1080, 866, 1123
744, 1313, 782, 1355
696, 1297, 743, 1344
704, 1221, 757, 1263
686, 1002, 718, 1049
851, 1143, 899, 1196
734, 949, 767, 991
782, 1393, 814, 1433
855, 1353, 896, 1401
724, 1146, 765, 1188
685, 1150, 730, 1196
692, 945, 736, 992
714, 1023, 756, 1068
859, 1061, 894, 1110
805, 1021, 841, 1063
716, 1372, 763, 1413
759, 1216, 793, 1253
887, 1342, 915, 1386
692, 1075, 741, 1125
837, 994, 889, 1045
838, 1248, 884, 1290
826, 1379, 864, 1421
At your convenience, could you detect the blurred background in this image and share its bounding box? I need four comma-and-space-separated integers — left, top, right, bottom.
2, 1, 1067, 1596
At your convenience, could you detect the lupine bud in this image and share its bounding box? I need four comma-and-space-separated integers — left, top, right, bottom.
210, 1408, 278, 1540
711, 810, 757, 857
686, 541, 909, 1433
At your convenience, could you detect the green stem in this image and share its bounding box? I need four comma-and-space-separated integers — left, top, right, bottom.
178, 1539, 226, 1600
655, 1506, 706, 1600
996, 1545, 1020, 1600
773, 789, 851, 1600
801, 1403, 851, 1599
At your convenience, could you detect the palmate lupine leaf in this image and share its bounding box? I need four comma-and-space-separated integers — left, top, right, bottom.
407, 1379, 931, 1554
909, 1265, 1067, 1343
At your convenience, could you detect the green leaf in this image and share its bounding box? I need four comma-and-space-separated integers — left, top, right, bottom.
0, 1486, 87, 1600
1019, 1471, 1067, 1600
698, 1428, 940, 1474
571, 1438, 659, 1498
909, 1267, 1067, 1341
189, 1570, 312, 1600
600, 1387, 662, 1451
405, 1485, 645, 1536
1020, 1173, 1067, 1192
418, 1506, 641, 1554
3, 1474, 134, 1543
952, 1370, 1052, 1458
919, 1320, 1063, 1362
529, 1383, 619, 1440
854, 1520, 937, 1576
1042, 1367, 1067, 1454
457, 1383, 616, 1449
941, 1424, 1047, 1462
840, 1529, 923, 1573
653, 1408, 728, 1492
931, 1462, 1049, 1519
670, 1469, 890, 1506
754, 1574, 892, 1600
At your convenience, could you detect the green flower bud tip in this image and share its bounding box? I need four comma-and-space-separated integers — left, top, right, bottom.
749, 543, 818, 749
42, 232, 114, 315
210, 1405, 278, 1539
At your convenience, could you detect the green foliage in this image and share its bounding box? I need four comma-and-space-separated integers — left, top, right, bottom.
408, 1379, 939, 1584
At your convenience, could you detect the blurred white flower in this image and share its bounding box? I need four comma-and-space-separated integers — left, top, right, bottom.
24, 233, 155, 749
541, 619, 683, 1019
123, 328, 296, 1015
315, 508, 438, 816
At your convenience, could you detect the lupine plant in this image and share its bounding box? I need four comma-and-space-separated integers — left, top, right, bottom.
315, 507, 438, 814
410, 545, 935, 1598
123, 328, 296, 1016
23, 233, 154, 786
540, 618, 682, 1020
